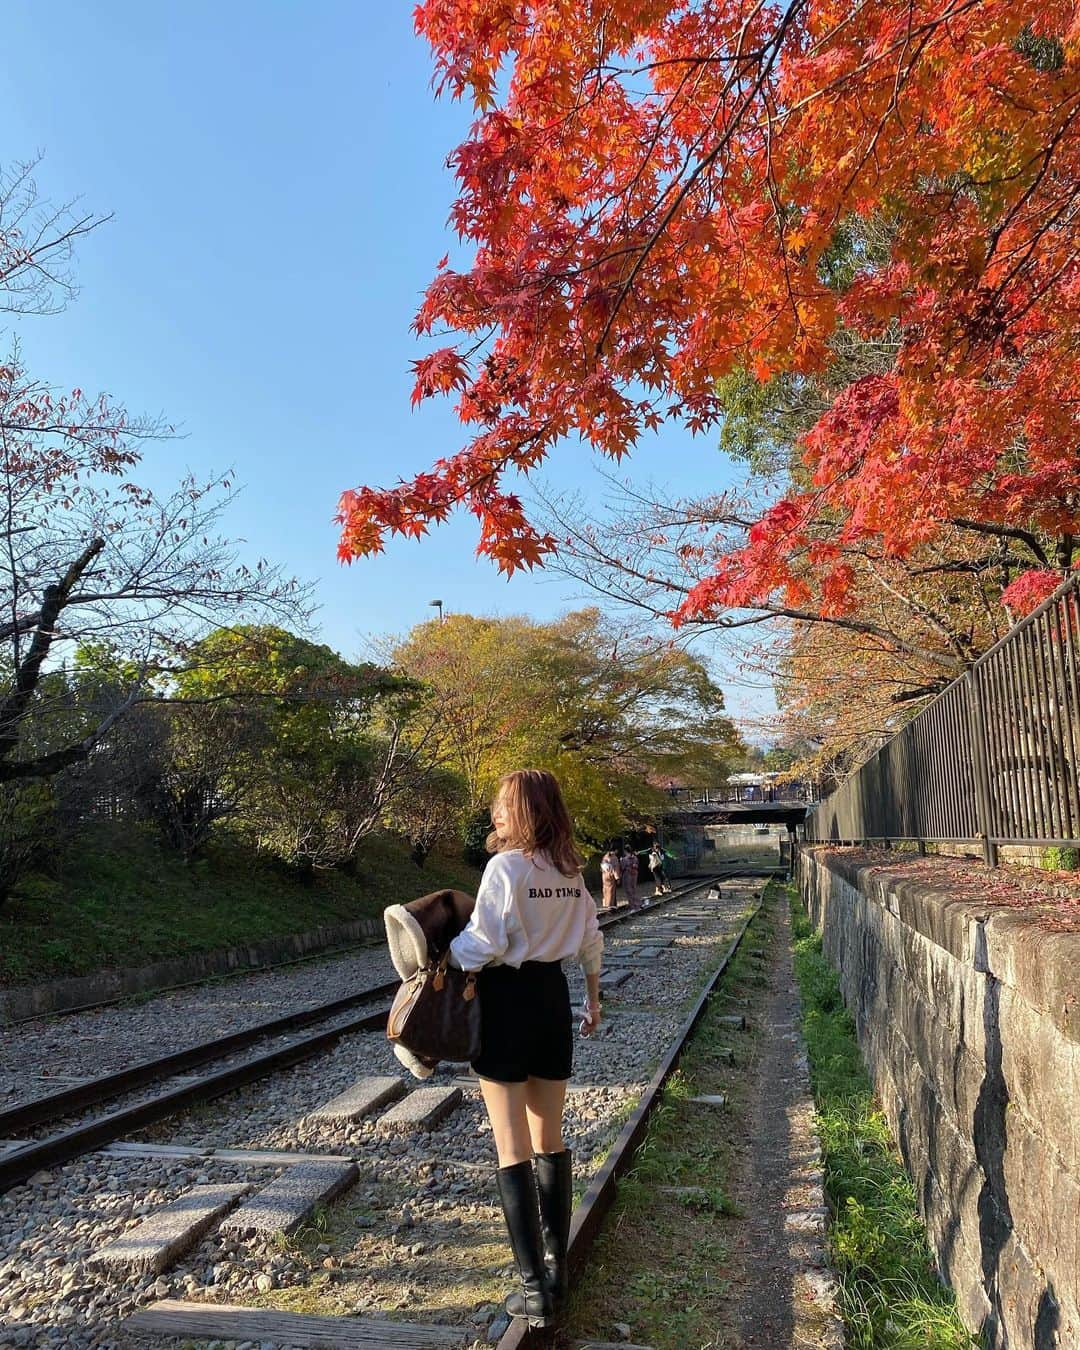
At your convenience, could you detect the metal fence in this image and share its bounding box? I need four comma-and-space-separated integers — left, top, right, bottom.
805, 572, 1080, 864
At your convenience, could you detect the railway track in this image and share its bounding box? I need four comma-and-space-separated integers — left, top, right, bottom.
499, 890, 767, 1350
107, 870, 774, 1349
0, 869, 754, 1195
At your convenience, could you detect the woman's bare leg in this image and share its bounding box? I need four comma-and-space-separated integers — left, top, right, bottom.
524, 1076, 568, 1155
478, 1078, 534, 1167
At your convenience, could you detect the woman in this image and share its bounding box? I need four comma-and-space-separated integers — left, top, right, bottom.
648, 842, 671, 897
619, 845, 640, 909
450, 770, 604, 1327
600, 846, 620, 909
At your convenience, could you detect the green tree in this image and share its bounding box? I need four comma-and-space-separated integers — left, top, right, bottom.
390, 609, 742, 852
385, 765, 469, 868
176, 626, 416, 873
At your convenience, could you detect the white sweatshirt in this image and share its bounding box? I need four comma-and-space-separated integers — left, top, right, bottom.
450, 849, 604, 975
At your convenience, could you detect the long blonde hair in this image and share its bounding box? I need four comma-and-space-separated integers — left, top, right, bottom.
487, 769, 584, 877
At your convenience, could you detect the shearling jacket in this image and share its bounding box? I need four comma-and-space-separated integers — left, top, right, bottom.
384, 887, 476, 1079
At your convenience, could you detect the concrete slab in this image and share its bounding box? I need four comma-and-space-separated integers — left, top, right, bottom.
598, 969, 633, 990
92, 1184, 247, 1275
125, 1300, 467, 1347
718, 1014, 747, 1030
308, 1075, 406, 1123
101, 1142, 355, 1166
376, 1085, 463, 1131
219, 1160, 357, 1239
453, 1078, 627, 1095
688, 1094, 728, 1108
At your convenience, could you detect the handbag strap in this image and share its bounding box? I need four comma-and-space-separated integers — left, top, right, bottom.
431, 951, 477, 1000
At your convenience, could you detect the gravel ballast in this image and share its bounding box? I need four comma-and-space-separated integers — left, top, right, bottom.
0, 881, 761, 1348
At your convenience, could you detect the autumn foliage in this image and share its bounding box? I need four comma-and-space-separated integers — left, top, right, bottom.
338, 0, 1078, 617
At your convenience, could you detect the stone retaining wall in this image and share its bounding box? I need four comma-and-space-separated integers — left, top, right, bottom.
0, 916, 385, 1024
799, 847, 1080, 1349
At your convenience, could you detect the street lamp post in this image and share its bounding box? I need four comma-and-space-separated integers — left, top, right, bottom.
429, 599, 444, 623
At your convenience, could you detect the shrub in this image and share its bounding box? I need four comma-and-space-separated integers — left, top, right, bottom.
1040, 846, 1079, 872
0, 782, 55, 906
462, 808, 492, 867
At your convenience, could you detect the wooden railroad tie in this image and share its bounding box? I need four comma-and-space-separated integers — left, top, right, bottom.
125, 1300, 468, 1347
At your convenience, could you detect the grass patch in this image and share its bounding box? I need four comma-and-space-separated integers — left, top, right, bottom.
565, 896, 769, 1349
788, 886, 978, 1350
0, 823, 480, 987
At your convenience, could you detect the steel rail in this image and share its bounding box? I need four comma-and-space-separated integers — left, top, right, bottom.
3, 867, 745, 1138
0, 1004, 391, 1191
0, 978, 402, 1136
0, 870, 750, 1193
497, 884, 770, 1350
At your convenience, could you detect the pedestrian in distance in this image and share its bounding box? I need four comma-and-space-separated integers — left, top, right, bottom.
648, 843, 672, 897
620, 844, 640, 909
600, 845, 620, 909
449, 769, 604, 1327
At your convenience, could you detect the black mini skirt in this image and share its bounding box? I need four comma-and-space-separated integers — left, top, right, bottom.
471, 960, 573, 1084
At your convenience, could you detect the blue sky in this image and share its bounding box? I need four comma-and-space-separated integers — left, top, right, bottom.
2, 2, 774, 725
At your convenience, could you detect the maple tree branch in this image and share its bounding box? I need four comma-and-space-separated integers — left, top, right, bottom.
715, 604, 964, 671
950, 517, 1051, 568
982, 97, 1080, 277
595, 0, 803, 357
861, 557, 974, 664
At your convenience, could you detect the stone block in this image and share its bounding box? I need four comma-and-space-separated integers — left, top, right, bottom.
92, 1184, 247, 1274
984, 911, 1080, 1044
220, 1160, 357, 1238
958, 960, 990, 1064
1003, 1119, 1080, 1291
801, 849, 1080, 1350
687, 1094, 726, 1108
783, 1208, 827, 1235
376, 1086, 463, 1132
999, 991, 1078, 1174
308, 1076, 405, 1123
716, 1014, 746, 1030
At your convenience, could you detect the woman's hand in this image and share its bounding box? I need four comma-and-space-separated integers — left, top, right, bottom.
580, 999, 602, 1036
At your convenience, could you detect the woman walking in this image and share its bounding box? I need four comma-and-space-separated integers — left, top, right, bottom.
619, 845, 640, 909
600, 846, 620, 909
450, 770, 603, 1327
648, 842, 671, 898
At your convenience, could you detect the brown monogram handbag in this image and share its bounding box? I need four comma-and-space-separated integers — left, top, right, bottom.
387, 952, 481, 1064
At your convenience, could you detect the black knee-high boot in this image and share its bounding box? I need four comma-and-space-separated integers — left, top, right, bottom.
535, 1149, 573, 1304
496, 1161, 554, 1326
